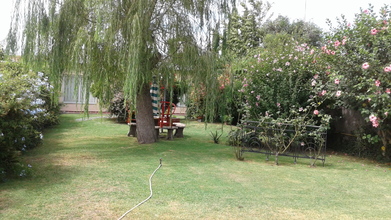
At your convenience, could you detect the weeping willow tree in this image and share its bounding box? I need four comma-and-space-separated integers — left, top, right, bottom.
8, 0, 241, 143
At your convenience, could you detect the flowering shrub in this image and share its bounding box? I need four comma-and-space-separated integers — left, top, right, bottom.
0, 61, 59, 181
237, 40, 322, 121
228, 39, 332, 165
315, 4, 391, 159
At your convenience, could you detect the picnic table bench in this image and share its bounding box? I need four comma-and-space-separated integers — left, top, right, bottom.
127, 122, 186, 140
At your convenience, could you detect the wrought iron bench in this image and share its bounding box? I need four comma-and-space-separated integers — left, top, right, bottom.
238, 121, 327, 166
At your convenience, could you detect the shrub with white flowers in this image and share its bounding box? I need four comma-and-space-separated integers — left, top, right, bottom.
0, 61, 59, 181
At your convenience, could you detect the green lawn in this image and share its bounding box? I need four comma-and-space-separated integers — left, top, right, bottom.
1, 114, 391, 220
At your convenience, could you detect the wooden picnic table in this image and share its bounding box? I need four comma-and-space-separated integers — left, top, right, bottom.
127, 122, 185, 140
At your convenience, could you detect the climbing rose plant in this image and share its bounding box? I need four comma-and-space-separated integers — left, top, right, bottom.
316, 4, 391, 158
237, 39, 326, 122
230, 39, 331, 165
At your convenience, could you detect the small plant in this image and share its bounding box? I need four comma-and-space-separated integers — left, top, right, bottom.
210, 130, 223, 144
228, 129, 245, 160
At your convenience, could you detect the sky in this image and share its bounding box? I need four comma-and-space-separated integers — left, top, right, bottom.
0, 0, 390, 45
268, 0, 389, 30
0, 0, 13, 45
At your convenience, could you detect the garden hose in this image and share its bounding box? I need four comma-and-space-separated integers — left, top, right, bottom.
117, 159, 162, 220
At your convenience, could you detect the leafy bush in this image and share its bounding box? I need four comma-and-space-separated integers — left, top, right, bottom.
314, 4, 391, 160
108, 92, 129, 123
236, 40, 319, 121
0, 61, 59, 181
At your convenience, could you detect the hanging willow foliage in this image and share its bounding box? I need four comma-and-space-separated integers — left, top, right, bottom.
8, 0, 240, 142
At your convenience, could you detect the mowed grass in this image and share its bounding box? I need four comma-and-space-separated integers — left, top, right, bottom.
1, 114, 391, 220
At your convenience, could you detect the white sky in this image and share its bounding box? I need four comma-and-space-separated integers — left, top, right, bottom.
0, 0, 14, 45
0, 0, 390, 45
268, 0, 389, 30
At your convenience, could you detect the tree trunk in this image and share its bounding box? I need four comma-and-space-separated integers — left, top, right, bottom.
378, 129, 391, 160
136, 83, 158, 144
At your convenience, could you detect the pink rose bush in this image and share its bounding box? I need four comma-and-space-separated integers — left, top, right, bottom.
238, 40, 323, 120
232, 4, 391, 160
314, 4, 391, 159
362, 62, 370, 69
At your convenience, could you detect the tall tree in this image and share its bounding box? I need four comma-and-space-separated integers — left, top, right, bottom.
224, 0, 271, 57
261, 15, 323, 47
8, 0, 237, 143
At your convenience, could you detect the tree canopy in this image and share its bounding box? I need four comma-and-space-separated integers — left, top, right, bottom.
8, 0, 241, 143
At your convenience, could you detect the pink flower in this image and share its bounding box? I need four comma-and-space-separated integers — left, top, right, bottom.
363, 9, 369, 14
313, 110, 319, 115
342, 38, 347, 45
277, 103, 281, 107
243, 84, 248, 87
256, 95, 261, 100
313, 74, 319, 79
334, 79, 340, 84
384, 66, 391, 72
334, 40, 341, 47
336, 91, 342, 97
311, 80, 316, 87
285, 62, 290, 66
375, 80, 381, 87
320, 90, 327, 96
362, 62, 370, 69
385, 88, 391, 94
370, 28, 378, 35
369, 114, 379, 128
385, 112, 388, 116
369, 114, 377, 122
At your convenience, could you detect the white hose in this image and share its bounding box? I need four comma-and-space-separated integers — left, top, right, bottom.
117, 159, 162, 220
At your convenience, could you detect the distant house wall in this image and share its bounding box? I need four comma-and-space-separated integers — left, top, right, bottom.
59, 75, 187, 114
175, 106, 187, 115
59, 75, 106, 113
